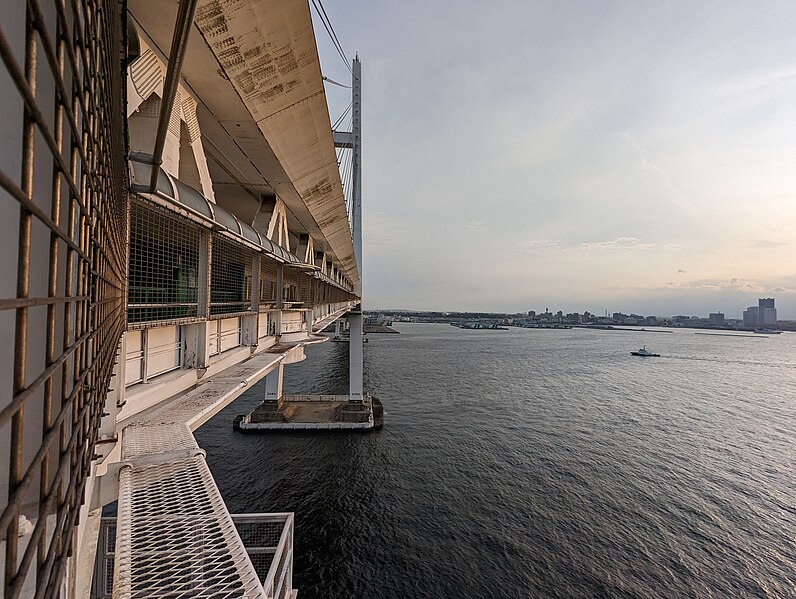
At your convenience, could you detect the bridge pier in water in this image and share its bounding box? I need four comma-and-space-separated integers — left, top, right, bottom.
235, 55, 380, 433
235, 312, 378, 431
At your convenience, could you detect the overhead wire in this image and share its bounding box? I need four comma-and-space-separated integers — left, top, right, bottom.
310, 0, 352, 74
342, 112, 354, 217
332, 102, 352, 130
323, 75, 351, 89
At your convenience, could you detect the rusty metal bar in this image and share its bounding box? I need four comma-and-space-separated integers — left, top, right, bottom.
0, 0, 127, 594
149, 0, 199, 192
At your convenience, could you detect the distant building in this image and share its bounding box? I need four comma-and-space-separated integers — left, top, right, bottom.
743, 306, 758, 327
759, 298, 777, 325
528, 310, 536, 318
709, 312, 725, 326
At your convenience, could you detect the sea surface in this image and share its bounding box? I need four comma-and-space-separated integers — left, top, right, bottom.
195, 324, 796, 598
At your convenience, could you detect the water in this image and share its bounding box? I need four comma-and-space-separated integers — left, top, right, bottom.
195, 324, 796, 598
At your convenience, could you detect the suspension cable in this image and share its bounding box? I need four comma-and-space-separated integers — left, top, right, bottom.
310, 0, 352, 73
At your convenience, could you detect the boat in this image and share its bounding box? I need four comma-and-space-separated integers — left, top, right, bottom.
630, 345, 660, 357
753, 329, 782, 334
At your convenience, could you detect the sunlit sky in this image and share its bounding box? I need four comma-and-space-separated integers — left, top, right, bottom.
313, 1, 796, 318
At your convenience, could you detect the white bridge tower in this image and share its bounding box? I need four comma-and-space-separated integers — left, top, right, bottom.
334, 56, 364, 403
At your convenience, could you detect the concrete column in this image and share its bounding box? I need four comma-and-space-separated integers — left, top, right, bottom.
262, 362, 284, 410
348, 311, 364, 402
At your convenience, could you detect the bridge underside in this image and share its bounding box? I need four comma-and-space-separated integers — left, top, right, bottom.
0, 0, 364, 595
129, 0, 359, 288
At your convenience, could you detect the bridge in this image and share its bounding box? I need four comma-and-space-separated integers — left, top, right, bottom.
0, 0, 367, 596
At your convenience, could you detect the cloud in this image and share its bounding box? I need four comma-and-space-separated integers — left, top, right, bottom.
577, 237, 656, 251
619, 133, 685, 207
745, 240, 788, 249
517, 239, 560, 254
663, 276, 796, 295
519, 236, 677, 254
321, 1, 796, 316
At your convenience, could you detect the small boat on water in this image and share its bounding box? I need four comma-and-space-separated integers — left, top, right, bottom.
630, 345, 660, 357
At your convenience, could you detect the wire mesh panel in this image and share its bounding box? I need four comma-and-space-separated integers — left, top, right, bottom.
297, 272, 313, 306
259, 257, 278, 307
231, 514, 294, 599
116, 455, 266, 599
128, 198, 200, 325
0, 1, 127, 597
210, 235, 252, 317
91, 517, 117, 599
282, 267, 298, 305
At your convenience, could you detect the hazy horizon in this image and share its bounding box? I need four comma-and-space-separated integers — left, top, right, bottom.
363, 301, 786, 322
313, 2, 796, 319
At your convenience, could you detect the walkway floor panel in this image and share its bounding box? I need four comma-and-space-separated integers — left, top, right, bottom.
112, 349, 303, 598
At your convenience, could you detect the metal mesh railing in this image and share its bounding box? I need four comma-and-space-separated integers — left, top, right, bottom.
298, 272, 316, 306
231, 514, 294, 599
92, 517, 117, 599
0, 1, 128, 597
116, 455, 265, 599
259, 256, 279, 307
128, 198, 200, 325
210, 235, 252, 317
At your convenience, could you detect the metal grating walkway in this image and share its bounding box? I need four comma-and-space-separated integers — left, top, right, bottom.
113, 351, 301, 598
116, 451, 264, 598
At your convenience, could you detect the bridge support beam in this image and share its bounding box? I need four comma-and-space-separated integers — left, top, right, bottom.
263, 363, 284, 411
348, 311, 364, 403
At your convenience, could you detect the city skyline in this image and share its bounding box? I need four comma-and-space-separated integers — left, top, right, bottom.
371, 296, 786, 322
315, 1, 796, 319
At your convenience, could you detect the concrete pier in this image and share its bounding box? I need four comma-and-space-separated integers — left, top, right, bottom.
234, 394, 383, 431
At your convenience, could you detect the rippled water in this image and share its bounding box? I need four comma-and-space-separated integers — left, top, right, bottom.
196, 324, 796, 598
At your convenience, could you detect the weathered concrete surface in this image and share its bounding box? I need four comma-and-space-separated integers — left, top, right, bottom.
235, 395, 377, 430
193, 0, 358, 286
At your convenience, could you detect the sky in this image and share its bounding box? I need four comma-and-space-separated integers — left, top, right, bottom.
312, 1, 796, 319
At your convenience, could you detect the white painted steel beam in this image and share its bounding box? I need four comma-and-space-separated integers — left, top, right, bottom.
333, 131, 353, 149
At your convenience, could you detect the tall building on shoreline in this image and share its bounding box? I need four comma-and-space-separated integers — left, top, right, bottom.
759, 298, 777, 325
743, 306, 759, 327
742, 298, 777, 327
